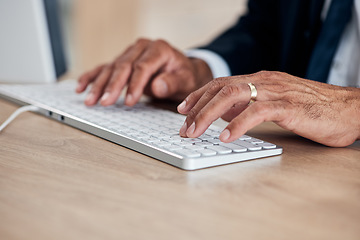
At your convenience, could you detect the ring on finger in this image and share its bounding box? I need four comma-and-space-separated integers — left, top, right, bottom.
247, 83, 257, 105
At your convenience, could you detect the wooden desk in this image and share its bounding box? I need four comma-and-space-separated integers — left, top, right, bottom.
0, 97, 359, 240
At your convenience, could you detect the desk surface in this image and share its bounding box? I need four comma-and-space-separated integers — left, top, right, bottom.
0, 97, 359, 240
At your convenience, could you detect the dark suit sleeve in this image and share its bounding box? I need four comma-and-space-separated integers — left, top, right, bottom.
199, 0, 280, 75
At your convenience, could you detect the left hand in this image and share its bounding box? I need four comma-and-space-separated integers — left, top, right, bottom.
177, 71, 360, 147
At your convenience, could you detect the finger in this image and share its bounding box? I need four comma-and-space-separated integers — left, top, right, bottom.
182, 83, 250, 138
221, 104, 248, 122
100, 39, 151, 106
84, 65, 113, 106
219, 100, 288, 142
76, 64, 105, 93
125, 40, 172, 106
150, 69, 195, 99
150, 73, 176, 98
177, 79, 226, 115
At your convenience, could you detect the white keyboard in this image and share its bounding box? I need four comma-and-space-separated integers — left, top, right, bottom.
0, 81, 282, 170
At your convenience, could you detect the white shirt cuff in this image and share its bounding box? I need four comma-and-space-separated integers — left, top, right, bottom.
185, 49, 231, 78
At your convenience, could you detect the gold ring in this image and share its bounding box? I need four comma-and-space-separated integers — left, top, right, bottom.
247, 83, 257, 104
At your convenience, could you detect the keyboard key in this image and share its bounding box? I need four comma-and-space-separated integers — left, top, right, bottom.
207, 145, 232, 154
219, 143, 247, 152
185, 145, 205, 151
246, 138, 264, 144
175, 142, 193, 147
207, 138, 222, 145
182, 138, 202, 143
197, 149, 217, 157
233, 140, 262, 151
164, 145, 183, 151
155, 140, 172, 147
260, 143, 277, 149
239, 135, 252, 140
175, 150, 201, 158
194, 142, 213, 147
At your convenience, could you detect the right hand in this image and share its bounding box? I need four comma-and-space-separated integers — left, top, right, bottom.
76, 38, 213, 106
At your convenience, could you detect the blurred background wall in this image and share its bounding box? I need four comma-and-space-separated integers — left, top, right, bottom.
59, 0, 248, 76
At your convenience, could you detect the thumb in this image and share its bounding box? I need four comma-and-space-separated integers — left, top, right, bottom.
151, 72, 180, 99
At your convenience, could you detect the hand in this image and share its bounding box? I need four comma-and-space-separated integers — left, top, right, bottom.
177, 71, 360, 147
76, 38, 213, 106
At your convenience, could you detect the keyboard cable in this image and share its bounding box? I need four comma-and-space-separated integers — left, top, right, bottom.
0, 105, 40, 132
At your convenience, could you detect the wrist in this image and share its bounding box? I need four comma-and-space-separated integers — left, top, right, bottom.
343, 87, 360, 141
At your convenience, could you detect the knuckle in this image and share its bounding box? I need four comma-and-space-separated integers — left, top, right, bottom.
135, 38, 150, 45
208, 80, 222, 93
219, 85, 239, 97
103, 63, 113, 71
185, 91, 197, 103
154, 39, 168, 47
115, 61, 132, 70
256, 70, 282, 80
215, 76, 228, 82
134, 61, 149, 71
153, 39, 174, 56
203, 89, 216, 99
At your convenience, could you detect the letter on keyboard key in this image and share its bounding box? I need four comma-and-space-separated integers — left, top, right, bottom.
219, 143, 247, 152
175, 150, 201, 158
207, 145, 232, 154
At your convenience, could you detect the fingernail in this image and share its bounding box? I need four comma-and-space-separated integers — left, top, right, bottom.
220, 129, 231, 141
178, 100, 187, 112
85, 92, 95, 104
76, 82, 84, 92
179, 121, 187, 135
125, 94, 133, 105
101, 92, 110, 102
186, 122, 196, 136
155, 79, 168, 96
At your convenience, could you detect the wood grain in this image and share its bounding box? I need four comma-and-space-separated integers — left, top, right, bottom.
1, 98, 359, 240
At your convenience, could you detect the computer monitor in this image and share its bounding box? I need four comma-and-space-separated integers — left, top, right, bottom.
0, 0, 66, 83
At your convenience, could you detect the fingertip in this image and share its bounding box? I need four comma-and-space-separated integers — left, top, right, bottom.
84, 92, 97, 106
219, 128, 231, 142
177, 99, 187, 113
76, 81, 86, 93
100, 92, 112, 106
125, 93, 135, 106
185, 122, 196, 137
